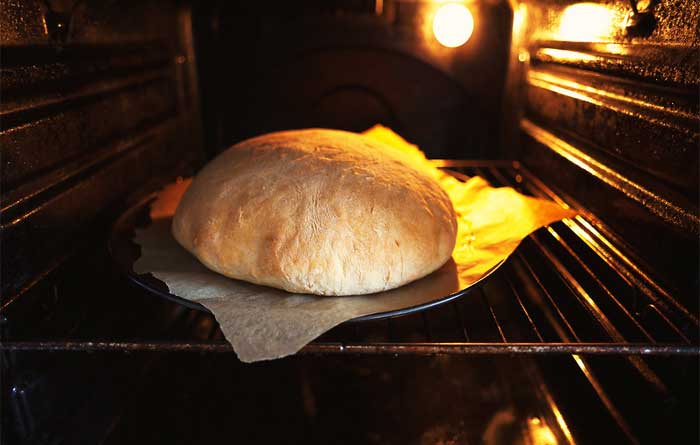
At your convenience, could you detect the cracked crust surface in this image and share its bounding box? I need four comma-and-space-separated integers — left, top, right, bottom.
172, 129, 457, 296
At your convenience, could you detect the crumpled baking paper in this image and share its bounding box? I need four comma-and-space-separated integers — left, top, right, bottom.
134, 127, 575, 362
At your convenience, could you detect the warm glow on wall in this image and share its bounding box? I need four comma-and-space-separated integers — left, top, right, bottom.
527, 417, 559, 445
558, 3, 617, 42
432, 3, 474, 48
512, 3, 527, 35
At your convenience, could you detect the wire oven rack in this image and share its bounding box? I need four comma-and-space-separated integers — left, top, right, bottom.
3, 160, 698, 445
3, 161, 698, 356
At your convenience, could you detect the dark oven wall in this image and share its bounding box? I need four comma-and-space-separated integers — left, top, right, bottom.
509, 0, 699, 311
0, 0, 204, 299
193, 0, 513, 159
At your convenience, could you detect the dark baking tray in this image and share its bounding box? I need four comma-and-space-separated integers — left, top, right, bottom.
109, 193, 503, 323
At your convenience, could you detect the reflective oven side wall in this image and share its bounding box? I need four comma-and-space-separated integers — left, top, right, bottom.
1, 2, 204, 443
505, 0, 699, 310
0, 0, 205, 299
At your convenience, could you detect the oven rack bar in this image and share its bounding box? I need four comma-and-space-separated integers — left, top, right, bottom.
448, 163, 698, 345
2, 162, 695, 445
2, 163, 696, 357
2, 341, 697, 355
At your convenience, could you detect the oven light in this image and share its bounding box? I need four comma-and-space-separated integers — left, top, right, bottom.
432, 3, 474, 48
558, 3, 617, 42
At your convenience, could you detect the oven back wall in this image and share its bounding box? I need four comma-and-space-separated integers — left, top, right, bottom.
0, 0, 203, 299
193, 0, 513, 159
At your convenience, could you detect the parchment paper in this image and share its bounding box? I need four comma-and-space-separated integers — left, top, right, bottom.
134, 128, 575, 362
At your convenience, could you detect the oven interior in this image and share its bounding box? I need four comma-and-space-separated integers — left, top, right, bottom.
1, 1, 698, 444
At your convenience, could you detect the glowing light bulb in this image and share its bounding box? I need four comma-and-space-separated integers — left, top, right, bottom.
558, 3, 617, 42
433, 3, 474, 48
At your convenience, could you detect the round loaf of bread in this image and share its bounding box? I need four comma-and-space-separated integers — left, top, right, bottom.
172, 129, 457, 296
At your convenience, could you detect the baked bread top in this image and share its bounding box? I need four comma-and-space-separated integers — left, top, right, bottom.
172, 129, 457, 295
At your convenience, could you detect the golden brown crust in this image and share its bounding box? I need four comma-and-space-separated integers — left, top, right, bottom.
172, 129, 457, 295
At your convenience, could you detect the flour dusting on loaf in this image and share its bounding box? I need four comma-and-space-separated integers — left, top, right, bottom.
172, 129, 457, 296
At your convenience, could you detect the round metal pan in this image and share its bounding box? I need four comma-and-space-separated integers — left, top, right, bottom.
109, 193, 504, 323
